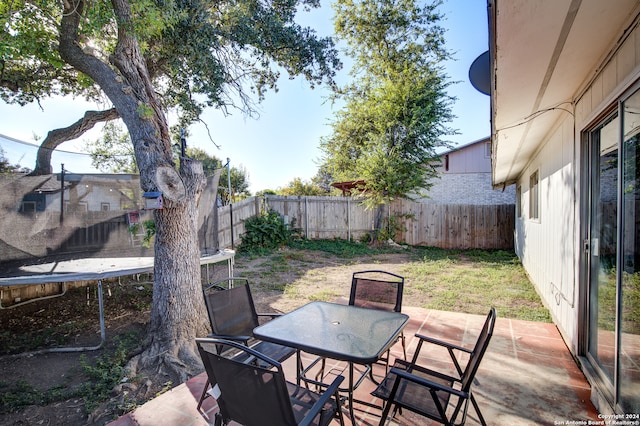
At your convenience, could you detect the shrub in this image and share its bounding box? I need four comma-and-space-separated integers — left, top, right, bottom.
239, 210, 301, 252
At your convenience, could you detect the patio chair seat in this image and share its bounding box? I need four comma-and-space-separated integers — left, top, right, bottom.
198, 278, 297, 410
372, 359, 455, 420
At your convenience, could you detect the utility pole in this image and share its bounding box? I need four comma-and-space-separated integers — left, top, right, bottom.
60, 164, 65, 225
227, 158, 234, 249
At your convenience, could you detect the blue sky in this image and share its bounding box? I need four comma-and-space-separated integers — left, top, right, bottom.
0, 0, 490, 193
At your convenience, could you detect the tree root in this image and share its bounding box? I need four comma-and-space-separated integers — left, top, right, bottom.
124, 339, 203, 390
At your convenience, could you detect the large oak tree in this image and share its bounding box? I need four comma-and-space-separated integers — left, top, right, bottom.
1, 0, 339, 383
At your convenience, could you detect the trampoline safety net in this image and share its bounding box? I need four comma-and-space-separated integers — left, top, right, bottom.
0, 170, 222, 278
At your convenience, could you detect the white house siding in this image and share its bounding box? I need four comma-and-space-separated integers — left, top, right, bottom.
43, 186, 124, 212
516, 118, 579, 349
443, 140, 491, 173
515, 19, 640, 354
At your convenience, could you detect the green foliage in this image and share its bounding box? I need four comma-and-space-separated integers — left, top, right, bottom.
286, 238, 401, 257
0, 380, 50, 413
219, 164, 251, 203
256, 189, 277, 196
377, 213, 413, 242
85, 122, 138, 173
185, 147, 221, 176
238, 209, 301, 252
128, 223, 141, 236
0, 0, 78, 105
2, 0, 341, 124
0, 333, 140, 415
622, 271, 640, 333
136, 103, 155, 120
0, 146, 30, 174
311, 163, 338, 193
129, 221, 156, 248
596, 269, 640, 335
181, 148, 250, 202
321, 0, 455, 208
277, 177, 328, 196
142, 219, 156, 248
79, 334, 138, 413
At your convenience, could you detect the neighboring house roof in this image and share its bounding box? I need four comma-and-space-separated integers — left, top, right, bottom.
488, 1, 639, 187
438, 136, 490, 157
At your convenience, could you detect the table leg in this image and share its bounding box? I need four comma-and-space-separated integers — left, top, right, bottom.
348, 362, 355, 424
296, 351, 302, 386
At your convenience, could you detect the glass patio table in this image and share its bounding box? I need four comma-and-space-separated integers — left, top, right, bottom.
253, 301, 409, 422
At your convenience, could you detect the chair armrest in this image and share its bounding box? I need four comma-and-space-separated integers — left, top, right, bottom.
413, 333, 471, 379
298, 375, 345, 426
390, 366, 468, 399
415, 333, 473, 354
206, 333, 251, 344
257, 312, 283, 319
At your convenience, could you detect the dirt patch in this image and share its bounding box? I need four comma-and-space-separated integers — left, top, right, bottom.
0, 278, 152, 426
242, 250, 416, 313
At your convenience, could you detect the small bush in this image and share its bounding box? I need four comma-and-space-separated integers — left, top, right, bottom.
238, 210, 301, 253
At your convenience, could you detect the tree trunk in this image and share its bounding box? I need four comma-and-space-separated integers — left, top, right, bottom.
58, 0, 210, 385
371, 203, 387, 244
135, 159, 209, 383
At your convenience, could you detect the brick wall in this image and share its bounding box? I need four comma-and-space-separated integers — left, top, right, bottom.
416, 173, 515, 205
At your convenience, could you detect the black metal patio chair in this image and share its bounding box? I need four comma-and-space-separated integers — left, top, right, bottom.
311, 270, 407, 390
372, 307, 496, 426
197, 277, 297, 410
196, 338, 345, 426
349, 270, 407, 364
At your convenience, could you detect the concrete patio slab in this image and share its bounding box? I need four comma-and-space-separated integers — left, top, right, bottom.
108, 308, 598, 425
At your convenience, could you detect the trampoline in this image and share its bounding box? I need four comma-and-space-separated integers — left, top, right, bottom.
0, 250, 235, 351
0, 169, 230, 352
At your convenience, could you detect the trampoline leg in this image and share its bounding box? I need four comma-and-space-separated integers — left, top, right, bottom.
98, 280, 106, 343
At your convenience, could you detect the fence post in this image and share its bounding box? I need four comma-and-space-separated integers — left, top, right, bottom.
347, 197, 351, 241
304, 196, 309, 238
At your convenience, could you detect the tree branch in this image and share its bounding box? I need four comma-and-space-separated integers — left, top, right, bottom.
30, 108, 120, 175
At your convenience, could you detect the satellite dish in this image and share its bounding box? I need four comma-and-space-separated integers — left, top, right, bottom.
469, 50, 490, 96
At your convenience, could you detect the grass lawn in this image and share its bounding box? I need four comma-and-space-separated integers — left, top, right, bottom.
238, 239, 552, 323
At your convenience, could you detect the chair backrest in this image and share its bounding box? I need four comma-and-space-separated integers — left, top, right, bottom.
203, 278, 259, 338
196, 338, 299, 426
460, 307, 496, 391
349, 270, 404, 313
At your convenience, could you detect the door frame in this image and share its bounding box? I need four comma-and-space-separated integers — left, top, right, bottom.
578, 80, 640, 413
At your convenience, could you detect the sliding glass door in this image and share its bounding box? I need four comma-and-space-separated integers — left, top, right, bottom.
584, 87, 640, 413
586, 114, 618, 388
619, 89, 639, 413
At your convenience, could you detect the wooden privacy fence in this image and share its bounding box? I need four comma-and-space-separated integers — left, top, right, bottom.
255, 195, 514, 250
264, 195, 376, 241
391, 200, 514, 249
217, 197, 261, 249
